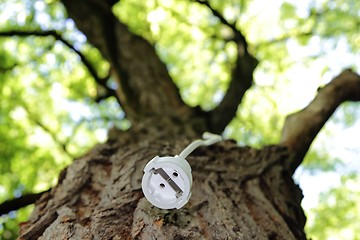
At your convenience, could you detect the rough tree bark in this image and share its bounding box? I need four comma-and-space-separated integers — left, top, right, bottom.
16, 0, 360, 239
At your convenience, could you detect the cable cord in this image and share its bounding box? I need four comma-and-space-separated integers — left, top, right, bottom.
178, 132, 222, 159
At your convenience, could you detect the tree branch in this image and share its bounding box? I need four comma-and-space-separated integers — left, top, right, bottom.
195, 0, 248, 49
0, 30, 121, 104
61, 0, 193, 123
256, 31, 313, 48
0, 190, 49, 215
195, 0, 258, 133
281, 69, 360, 173
0, 63, 17, 72
21, 104, 75, 159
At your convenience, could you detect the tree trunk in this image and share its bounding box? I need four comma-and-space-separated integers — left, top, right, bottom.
19, 131, 305, 239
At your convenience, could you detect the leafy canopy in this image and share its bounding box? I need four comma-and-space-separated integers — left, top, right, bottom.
0, 0, 359, 239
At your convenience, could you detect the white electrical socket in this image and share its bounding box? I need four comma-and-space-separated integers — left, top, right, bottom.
141, 155, 192, 209
141, 132, 222, 210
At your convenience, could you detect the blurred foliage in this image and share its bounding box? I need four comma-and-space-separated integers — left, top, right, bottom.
305, 175, 360, 240
0, 206, 33, 240
0, 0, 359, 239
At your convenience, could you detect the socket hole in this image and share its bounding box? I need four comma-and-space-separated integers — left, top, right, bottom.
160, 183, 165, 188
173, 172, 178, 177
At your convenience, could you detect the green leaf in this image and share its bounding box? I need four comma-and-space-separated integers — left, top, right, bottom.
280, 2, 297, 20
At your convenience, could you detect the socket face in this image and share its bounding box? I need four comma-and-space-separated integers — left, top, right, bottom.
142, 156, 192, 209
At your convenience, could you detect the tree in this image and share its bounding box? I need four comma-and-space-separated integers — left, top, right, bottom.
0, 0, 359, 239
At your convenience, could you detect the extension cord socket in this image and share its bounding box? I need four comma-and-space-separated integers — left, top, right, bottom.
142, 155, 192, 209
141, 132, 222, 209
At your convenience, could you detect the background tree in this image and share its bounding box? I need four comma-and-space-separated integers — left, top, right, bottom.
0, 0, 359, 239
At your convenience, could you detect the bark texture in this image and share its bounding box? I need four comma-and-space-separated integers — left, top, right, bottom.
19, 133, 305, 239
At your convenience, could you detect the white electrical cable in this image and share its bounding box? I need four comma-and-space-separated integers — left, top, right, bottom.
178, 132, 222, 159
